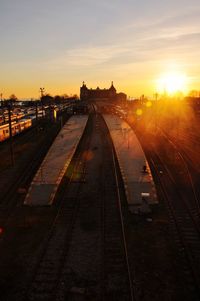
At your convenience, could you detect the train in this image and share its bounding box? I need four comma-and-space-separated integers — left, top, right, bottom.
0, 112, 26, 125
0, 118, 32, 142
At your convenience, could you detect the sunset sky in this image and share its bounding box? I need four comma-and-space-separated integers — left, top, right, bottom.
1, 0, 200, 99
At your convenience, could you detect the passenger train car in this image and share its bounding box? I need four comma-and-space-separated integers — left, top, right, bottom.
0, 118, 32, 142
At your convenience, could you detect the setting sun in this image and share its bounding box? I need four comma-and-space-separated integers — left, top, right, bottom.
156, 72, 188, 95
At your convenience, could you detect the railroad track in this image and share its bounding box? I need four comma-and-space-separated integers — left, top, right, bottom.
0, 126, 59, 203
0, 112, 72, 202
23, 114, 93, 301
127, 116, 200, 220
0, 116, 71, 230
22, 112, 136, 301
156, 128, 200, 217
100, 113, 136, 301
124, 115, 200, 299
149, 151, 200, 300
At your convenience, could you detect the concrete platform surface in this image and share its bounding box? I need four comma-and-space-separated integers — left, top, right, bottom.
104, 114, 158, 213
24, 115, 88, 206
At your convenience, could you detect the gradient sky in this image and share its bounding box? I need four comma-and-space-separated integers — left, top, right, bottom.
1, 0, 200, 99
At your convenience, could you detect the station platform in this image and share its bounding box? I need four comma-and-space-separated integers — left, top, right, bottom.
24, 115, 88, 206
104, 114, 158, 214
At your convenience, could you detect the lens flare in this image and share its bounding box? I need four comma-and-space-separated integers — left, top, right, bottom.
146, 101, 152, 108
136, 109, 143, 116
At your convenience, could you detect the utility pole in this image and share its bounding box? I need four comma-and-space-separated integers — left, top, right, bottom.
35, 100, 39, 132
8, 103, 14, 166
0, 93, 3, 107
39, 87, 45, 118
35, 101, 38, 122
0, 93, 5, 123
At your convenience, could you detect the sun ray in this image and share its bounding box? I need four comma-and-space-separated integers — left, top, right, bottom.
156, 72, 188, 95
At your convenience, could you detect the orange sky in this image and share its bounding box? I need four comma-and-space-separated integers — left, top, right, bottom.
1, 0, 200, 99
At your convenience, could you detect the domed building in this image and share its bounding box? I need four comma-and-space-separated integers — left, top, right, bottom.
80, 82, 126, 102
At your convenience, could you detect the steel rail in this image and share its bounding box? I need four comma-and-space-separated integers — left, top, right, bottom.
149, 153, 200, 298
158, 127, 200, 216
0, 124, 61, 202
23, 115, 92, 301
100, 112, 138, 301
111, 147, 138, 301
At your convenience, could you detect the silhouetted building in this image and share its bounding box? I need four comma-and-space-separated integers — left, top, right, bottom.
80, 82, 126, 103
116, 92, 127, 103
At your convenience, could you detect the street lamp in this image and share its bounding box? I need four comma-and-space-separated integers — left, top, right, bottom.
39, 87, 45, 118
39, 87, 45, 98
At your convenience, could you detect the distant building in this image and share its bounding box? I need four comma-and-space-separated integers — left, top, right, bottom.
80, 82, 127, 103
116, 92, 127, 103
